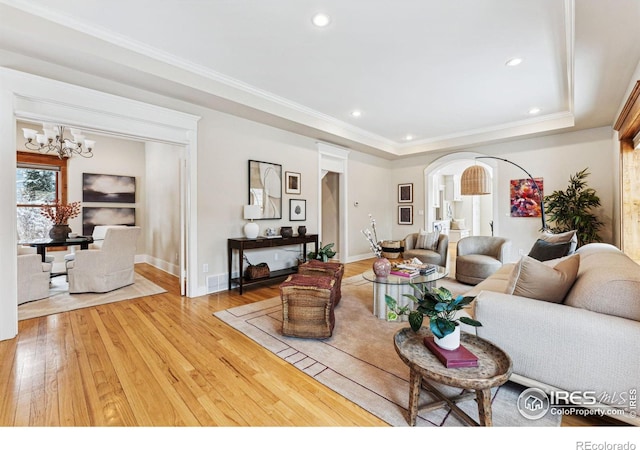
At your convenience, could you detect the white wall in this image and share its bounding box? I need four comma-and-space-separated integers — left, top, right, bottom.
346, 151, 393, 261
145, 142, 181, 275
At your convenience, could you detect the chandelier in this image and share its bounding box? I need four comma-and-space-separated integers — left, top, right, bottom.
22, 124, 95, 159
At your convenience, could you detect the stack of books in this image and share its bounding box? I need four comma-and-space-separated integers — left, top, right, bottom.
390, 267, 420, 277
423, 337, 479, 368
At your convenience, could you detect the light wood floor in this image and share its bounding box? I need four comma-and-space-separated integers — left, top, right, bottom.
0, 259, 624, 426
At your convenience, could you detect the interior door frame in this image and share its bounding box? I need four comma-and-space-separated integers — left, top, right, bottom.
0, 67, 200, 341
613, 80, 640, 256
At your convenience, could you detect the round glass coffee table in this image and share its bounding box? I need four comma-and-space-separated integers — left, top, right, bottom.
362, 266, 448, 321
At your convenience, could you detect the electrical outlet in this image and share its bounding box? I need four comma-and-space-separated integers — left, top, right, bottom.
203, 263, 209, 273
518, 249, 525, 256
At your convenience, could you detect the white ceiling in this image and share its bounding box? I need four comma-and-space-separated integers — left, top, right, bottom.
1, 0, 639, 159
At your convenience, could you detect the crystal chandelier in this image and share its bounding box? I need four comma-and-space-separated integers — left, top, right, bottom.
22, 124, 95, 159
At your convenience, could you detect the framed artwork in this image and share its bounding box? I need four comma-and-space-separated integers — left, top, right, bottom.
510, 178, 544, 217
82, 173, 136, 203
248, 160, 282, 219
285, 171, 301, 194
398, 183, 413, 203
290, 199, 306, 221
82, 207, 135, 236
398, 205, 413, 225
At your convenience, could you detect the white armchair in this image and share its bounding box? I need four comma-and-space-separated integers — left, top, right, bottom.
66, 226, 141, 293
17, 254, 52, 304
89, 225, 128, 250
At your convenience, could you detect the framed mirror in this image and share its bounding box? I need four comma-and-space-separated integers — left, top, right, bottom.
248, 160, 282, 219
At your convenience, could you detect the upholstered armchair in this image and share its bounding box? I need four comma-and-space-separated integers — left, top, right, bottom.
17, 254, 52, 304
66, 226, 141, 293
455, 236, 511, 285
402, 232, 449, 267
89, 225, 128, 250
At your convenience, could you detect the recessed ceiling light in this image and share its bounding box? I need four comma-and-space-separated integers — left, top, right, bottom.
312, 13, 331, 27
405, 135, 414, 141
505, 58, 523, 67
351, 110, 362, 117
528, 107, 541, 115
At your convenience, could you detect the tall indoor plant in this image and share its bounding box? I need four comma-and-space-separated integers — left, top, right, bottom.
544, 168, 603, 246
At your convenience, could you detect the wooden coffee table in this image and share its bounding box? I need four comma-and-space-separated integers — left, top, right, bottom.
393, 327, 512, 426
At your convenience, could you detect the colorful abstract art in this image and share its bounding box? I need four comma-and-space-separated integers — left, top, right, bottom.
510, 178, 544, 217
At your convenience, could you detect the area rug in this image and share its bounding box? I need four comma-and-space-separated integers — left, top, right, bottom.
18, 273, 167, 321
214, 275, 560, 427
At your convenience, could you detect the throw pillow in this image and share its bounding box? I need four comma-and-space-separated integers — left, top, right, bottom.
450, 218, 466, 230
539, 230, 578, 255
528, 239, 572, 262
506, 254, 580, 303
416, 230, 439, 250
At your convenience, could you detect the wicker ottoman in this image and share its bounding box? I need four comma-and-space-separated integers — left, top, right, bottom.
280, 274, 337, 339
297, 260, 344, 305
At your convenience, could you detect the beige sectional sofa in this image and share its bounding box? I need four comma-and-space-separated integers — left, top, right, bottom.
466, 243, 640, 425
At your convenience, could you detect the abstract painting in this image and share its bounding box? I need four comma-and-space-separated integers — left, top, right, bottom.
83, 173, 136, 203
510, 178, 544, 217
248, 160, 282, 219
82, 207, 136, 236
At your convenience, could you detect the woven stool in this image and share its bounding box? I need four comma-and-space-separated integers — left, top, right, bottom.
297, 260, 344, 305
280, 274, 337, 339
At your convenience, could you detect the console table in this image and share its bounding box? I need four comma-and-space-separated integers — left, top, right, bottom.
227, 234, 319, 294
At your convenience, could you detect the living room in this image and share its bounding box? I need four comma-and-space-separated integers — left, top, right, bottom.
1, 0, 639, 446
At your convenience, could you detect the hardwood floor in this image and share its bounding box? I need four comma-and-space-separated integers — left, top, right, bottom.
0, 259, 623, 427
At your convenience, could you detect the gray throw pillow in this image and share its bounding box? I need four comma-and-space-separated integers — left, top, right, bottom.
528, 239, 572, 262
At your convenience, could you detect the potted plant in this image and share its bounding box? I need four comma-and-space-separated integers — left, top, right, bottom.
307, 242, 336, 262
40, 200, 81, 240
385, 285, 481, 350
544, 168, 603, 247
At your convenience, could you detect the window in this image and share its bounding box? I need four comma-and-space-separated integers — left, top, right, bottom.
16, 152, 68, 241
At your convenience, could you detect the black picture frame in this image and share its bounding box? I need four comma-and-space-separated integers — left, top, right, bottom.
248, 160, 282, 219
289, 199, 306, 221
398, 205, 413, 225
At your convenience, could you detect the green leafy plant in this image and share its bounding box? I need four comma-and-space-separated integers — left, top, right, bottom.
385, 286, 481, 338
307, 242, 336, 262
544, 168, 603, 247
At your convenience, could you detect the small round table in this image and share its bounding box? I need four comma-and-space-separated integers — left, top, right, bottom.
362, 266, 448, 321
393, 327, 513, 426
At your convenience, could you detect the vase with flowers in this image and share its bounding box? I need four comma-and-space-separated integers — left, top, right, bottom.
40, 200, 81, 240
361, 214, 391, 278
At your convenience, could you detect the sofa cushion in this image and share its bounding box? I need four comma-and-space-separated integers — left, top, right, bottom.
538, 230, 578, 254
528, 239, 573, 262
506, 254, 580, 303
464, 263, 515, 297
416, 229, 439, 250
451, 218, 466, 230
564, 243, 640, 321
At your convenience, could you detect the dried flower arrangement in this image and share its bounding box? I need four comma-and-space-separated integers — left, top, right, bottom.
361, 214, 382, 258
40, 200, 81, 225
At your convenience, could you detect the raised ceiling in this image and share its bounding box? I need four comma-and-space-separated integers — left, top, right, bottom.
1, 0, 639, 158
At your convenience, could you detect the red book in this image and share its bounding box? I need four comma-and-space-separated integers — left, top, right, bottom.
423, 336, 478, 368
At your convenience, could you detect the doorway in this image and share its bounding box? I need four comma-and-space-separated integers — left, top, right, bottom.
321, 171, 340, 256
1, 68, 200, 341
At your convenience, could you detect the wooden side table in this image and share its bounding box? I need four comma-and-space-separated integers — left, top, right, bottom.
393, 327, 512, 426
